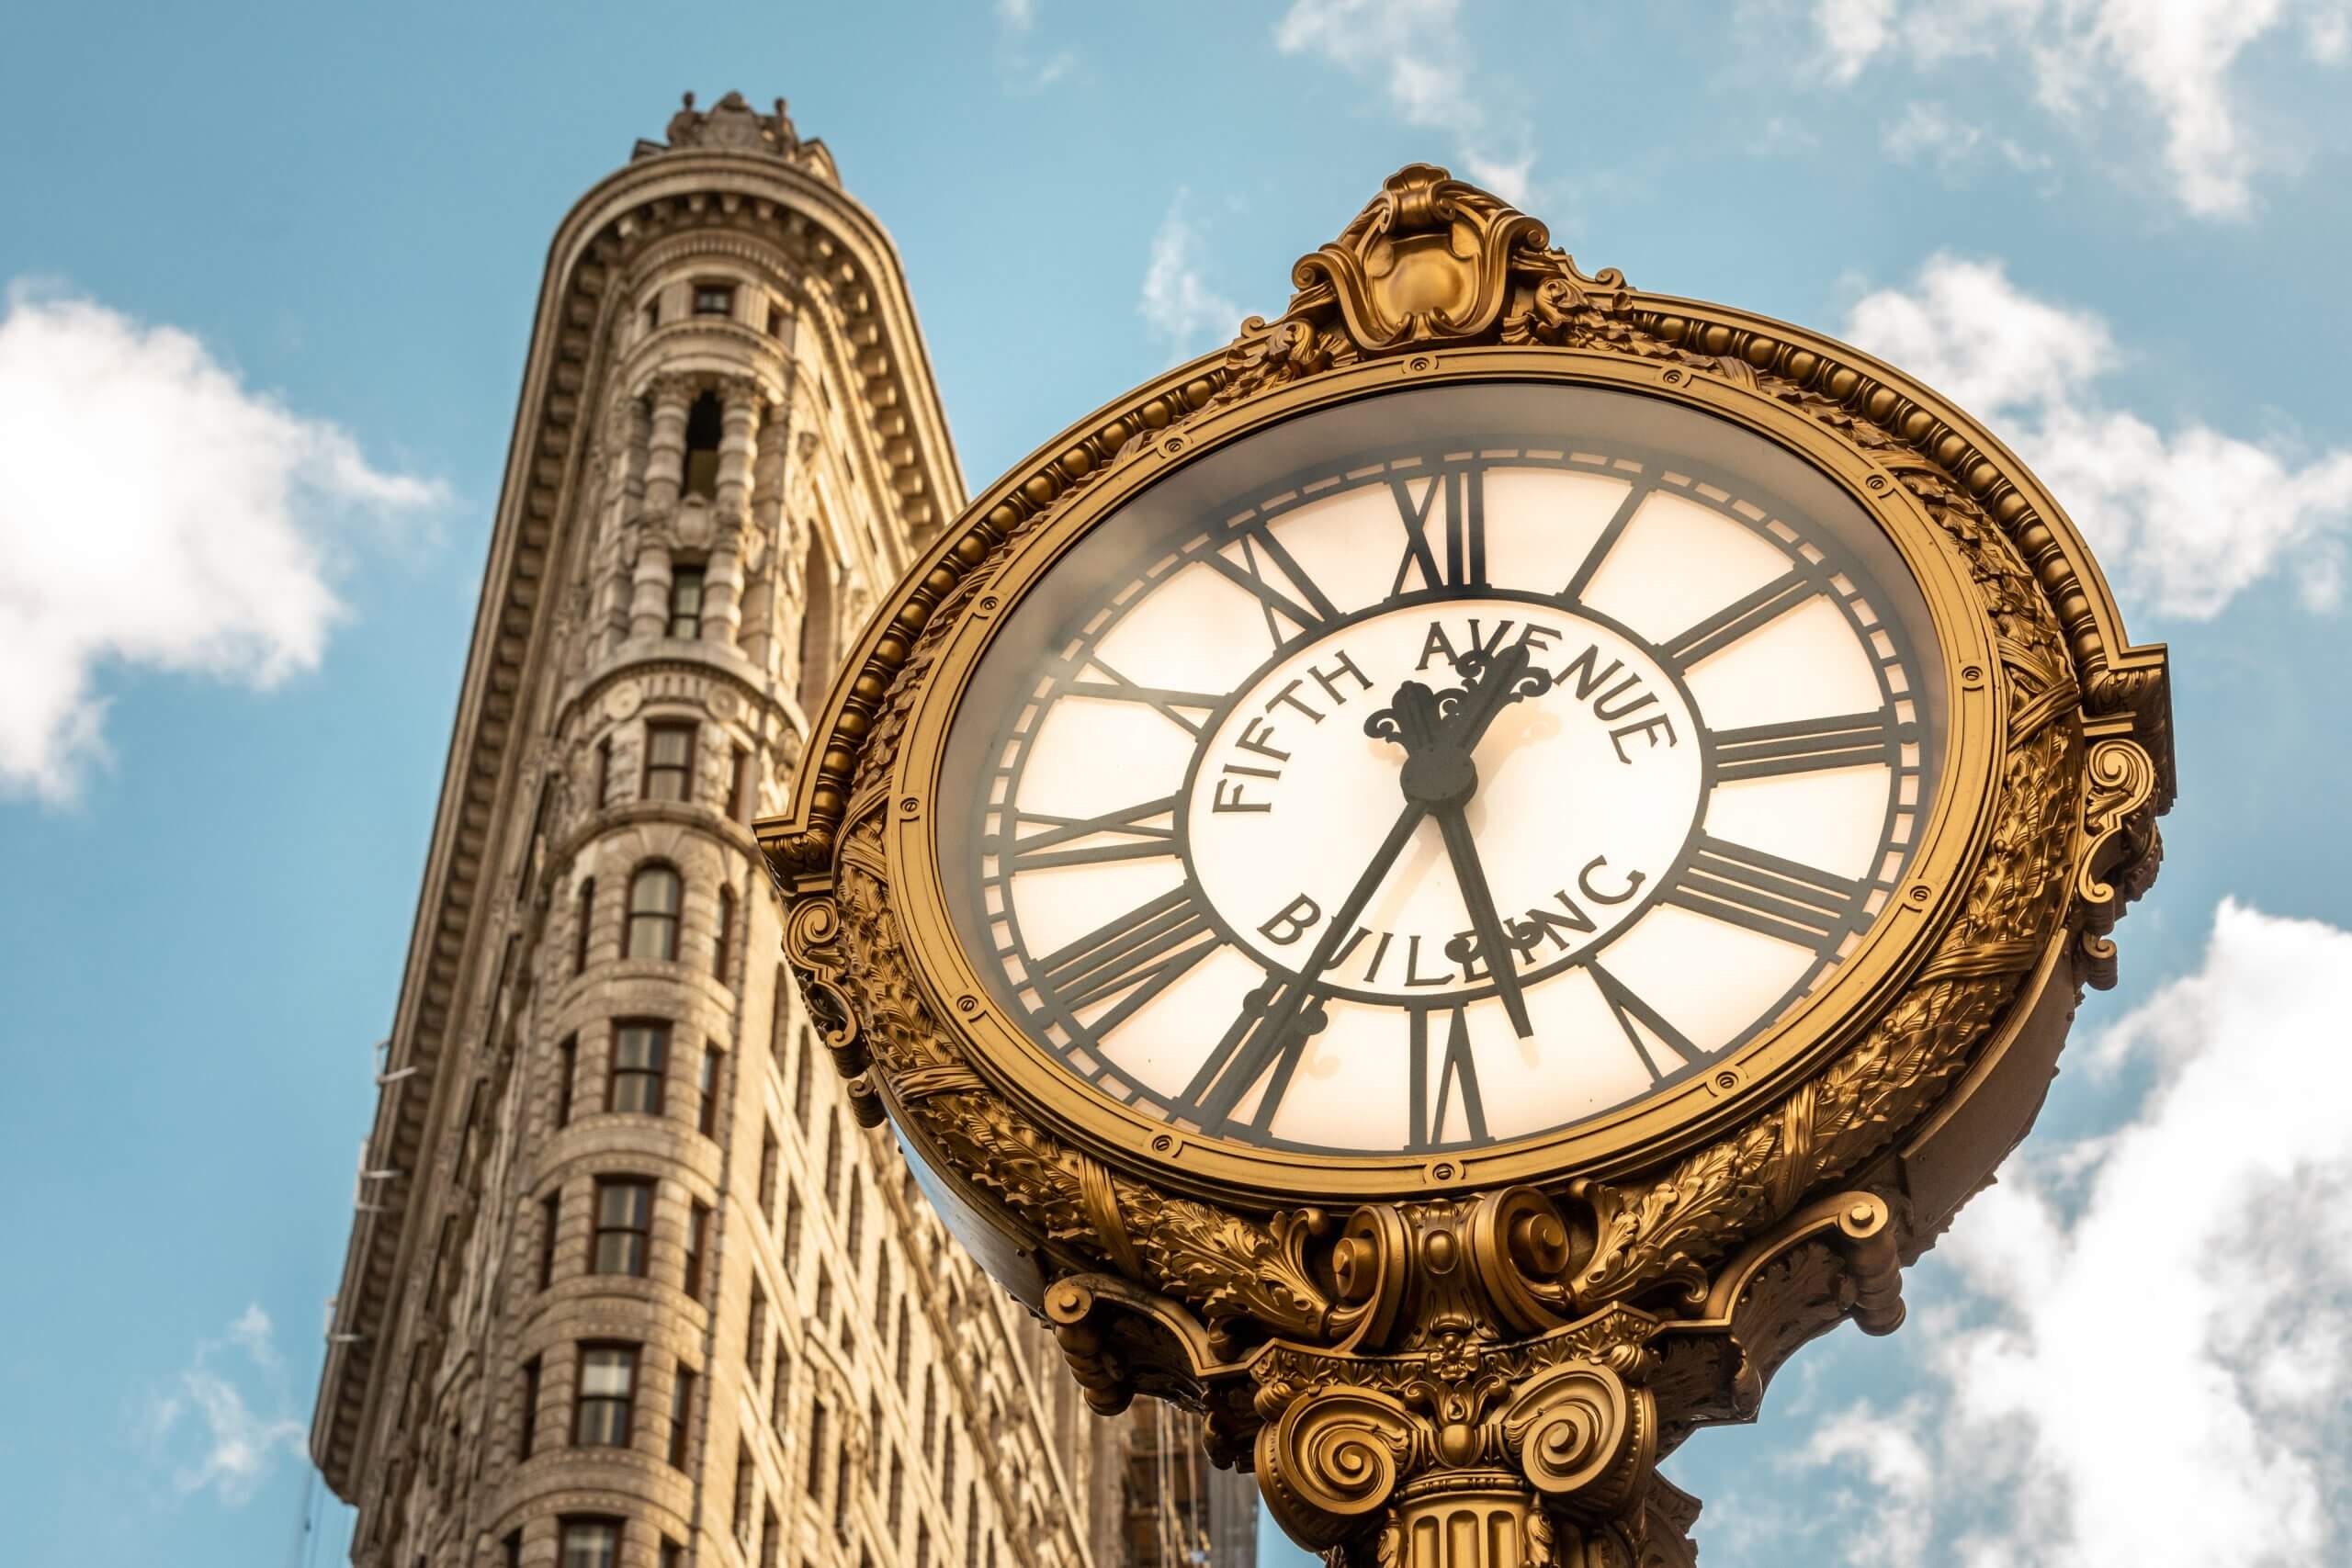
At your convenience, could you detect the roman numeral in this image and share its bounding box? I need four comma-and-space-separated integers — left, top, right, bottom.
1711, 709, 1907, 782
1065, 657, 1224, 737
1558, 482, 1648, 604
1660, 570, 1815, 668
1204, 523, 1339, 648
1661, 835, 1863, 950
1183, 976, 1324, 1134
1036, 885, 1219, 1037
1589, 963, 1698, 1083
1002, 796, 1180, 873
1388, 468, 1486, 594
1408, 1005, 1487, 1150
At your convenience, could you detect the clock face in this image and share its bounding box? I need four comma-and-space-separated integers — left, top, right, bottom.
937, 382, 1945, 1157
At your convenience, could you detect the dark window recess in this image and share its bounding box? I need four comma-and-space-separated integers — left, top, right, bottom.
643, 722, 695, 802
574, 1344, 637, 1447
684, 1201, 710, 1300
573, 880, 595, 975
627, 864, 681, 961
609, 1021, 668, 1113
684, 392, 722, 500
668, 1366, 695, 1470
714, 884, 737, 980
538, 1193, 560, 1289
758, 1127, 779, 1220
667, 565, 705, 639
698, 1045, 723, 1137
554, 1036, 578, 1127
693, 282, 734, 317
560, 1517, 622, 1568
593, 1179, 653, 1276
519, 1357, 542, 1459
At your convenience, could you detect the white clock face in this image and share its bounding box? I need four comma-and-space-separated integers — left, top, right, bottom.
939, 384, 1942, 1156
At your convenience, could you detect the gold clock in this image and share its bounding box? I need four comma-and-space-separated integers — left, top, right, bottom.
762, 166, 2171, 1568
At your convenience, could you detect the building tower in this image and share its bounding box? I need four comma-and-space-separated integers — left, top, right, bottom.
311, 94, 1123, 1568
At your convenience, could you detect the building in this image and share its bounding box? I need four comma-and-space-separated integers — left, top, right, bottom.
309, 93, 1251, 1568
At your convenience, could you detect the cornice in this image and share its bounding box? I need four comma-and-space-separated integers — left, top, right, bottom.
311, 125, 965, 1496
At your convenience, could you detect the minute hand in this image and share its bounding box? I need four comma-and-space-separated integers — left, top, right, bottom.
1435, 802, 1534, 1036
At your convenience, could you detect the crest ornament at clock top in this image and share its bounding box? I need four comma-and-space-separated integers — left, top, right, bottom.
759, 164, 2173, 1567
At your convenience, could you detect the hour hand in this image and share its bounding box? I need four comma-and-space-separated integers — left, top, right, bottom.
1433, 802, 1535, 1038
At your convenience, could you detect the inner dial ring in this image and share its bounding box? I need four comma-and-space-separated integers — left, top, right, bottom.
1181, 592, 1705, 1008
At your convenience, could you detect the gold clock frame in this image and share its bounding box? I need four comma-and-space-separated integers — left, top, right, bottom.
886, 348, 1998, 1205
760, 164, 2172, 1567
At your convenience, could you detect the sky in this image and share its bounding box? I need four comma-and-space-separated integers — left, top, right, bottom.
1, 2, 2348, 1565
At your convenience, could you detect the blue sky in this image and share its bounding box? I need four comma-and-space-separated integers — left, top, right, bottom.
2, 3, 2349, 1565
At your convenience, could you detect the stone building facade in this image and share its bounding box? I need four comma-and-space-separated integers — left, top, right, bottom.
308, 94, 1197, 1568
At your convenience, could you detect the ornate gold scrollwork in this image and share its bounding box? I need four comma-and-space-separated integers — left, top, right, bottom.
1259, 1387, 1418, 1551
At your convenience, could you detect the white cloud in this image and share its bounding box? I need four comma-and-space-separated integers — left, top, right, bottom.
1138, 192, 1243, 355
0, 282, 442, 802
1760, 900, 2352, 1565
1844, 255, 2352, 619
1814, 0, 2348, 217
142, 1304, 307, 1508
1273, 0, 1534, 203
996, 0, 1035, 30
1883, 101, 2051, 175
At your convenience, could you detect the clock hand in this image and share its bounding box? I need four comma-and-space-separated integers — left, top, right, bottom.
1196, 795, 1430, 1126
1433, 801, 1535, 1037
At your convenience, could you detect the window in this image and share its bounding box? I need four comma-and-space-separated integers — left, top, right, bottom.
729, 746, 753, 824
758, 1126, 778, 1221
760, 1504, 780, 1568
642, 721, 695, 802
560, 1517, 622, 1568
697, 1045, 722, 1137
887, 1446, 905, 1529
519, 1357, 542, 1459
770, 1333, 790, 1435
747, 1282, 767, 1380
917, 1520, 931, 1568
660, 1541, 684, 1568
807, 1398, 831, 1498
945, 1432, 958, 1497
922, 1369, 938, 1461
608, 1021, 668, 1113
792, 1029, 814, 1128
643, 298, 661, 333
504, 1530, 522, 1568
873, 1249, 892, 1333
783, 1187, 803, 1268
894, 1296, 911, 1392
667, 564, 705, 639
833, 1446, 854, 1537
627, 864, 682, 961
594, 736, 613, 806
538, 1193, 560, 1289
684, 1201, 710, 1301
845, 1178, 864, 1259
593, 1178, 653, 1276
822, 1113, 842, 1203
668, 1365, 695, 1469
573, 880, 594, 975
693, 281, 734, 318
734, 1450, 755, 1540
714, 884, 736, 980
797, 532, 836, 716
814, 1265, 833, 1327
574, 1345, 637, 1447
555, 1036, 577, 1127
684, 392, 722, 500
966, 1483, 979, 1568
765, 302, 786, 337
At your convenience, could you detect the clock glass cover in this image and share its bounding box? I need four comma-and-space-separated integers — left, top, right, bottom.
937, 381, 1945, 1156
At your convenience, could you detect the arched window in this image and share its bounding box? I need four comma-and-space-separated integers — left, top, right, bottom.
628, 864, 682, 961
684, 391, 722, 500
797, 530, 835, 716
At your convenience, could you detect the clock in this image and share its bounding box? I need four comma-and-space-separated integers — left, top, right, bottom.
935, 381, 1946, 1159
763, 164, 2171, 1568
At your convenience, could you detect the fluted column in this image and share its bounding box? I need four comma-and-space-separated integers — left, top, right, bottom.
704, 377, 762, 650
632, 375, 694, 641
740, 402, 789, 676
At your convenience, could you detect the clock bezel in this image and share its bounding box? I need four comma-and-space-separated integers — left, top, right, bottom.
883, 347, 1999, 1207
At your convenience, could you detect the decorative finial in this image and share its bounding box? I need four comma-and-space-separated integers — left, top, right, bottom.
1211, 164, 1632, 406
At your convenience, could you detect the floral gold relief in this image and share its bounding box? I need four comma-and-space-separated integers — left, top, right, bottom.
757, 164, 2173, 1566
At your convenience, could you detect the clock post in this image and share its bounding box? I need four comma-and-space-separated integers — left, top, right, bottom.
760, 165, 2173, 1566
